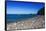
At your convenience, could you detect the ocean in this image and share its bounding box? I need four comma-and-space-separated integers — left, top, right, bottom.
6, 14, 37, 23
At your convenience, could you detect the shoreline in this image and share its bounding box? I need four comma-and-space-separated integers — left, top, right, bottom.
7, 15, 45, 31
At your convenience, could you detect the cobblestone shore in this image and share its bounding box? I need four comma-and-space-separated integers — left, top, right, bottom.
7, 15, 45, 31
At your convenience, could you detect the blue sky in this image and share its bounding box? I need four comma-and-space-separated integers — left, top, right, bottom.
6, 1, 45, 14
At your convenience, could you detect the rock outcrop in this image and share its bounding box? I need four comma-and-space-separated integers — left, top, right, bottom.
37, 7, 45, 15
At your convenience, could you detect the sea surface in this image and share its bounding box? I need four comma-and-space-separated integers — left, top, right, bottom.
6, 14, 37, 23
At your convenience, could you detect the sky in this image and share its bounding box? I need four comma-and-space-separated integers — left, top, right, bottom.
6, 1, 45, 14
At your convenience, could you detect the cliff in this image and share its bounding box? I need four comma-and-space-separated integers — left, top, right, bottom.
37, 7, 45, 15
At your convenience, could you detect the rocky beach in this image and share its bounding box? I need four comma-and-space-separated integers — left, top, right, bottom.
7, 15, 45, 31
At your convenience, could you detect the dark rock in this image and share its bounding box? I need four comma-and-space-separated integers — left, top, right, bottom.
37, 7, 45, 15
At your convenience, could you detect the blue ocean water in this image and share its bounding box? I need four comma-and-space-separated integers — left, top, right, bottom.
6, 14, 37, 23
